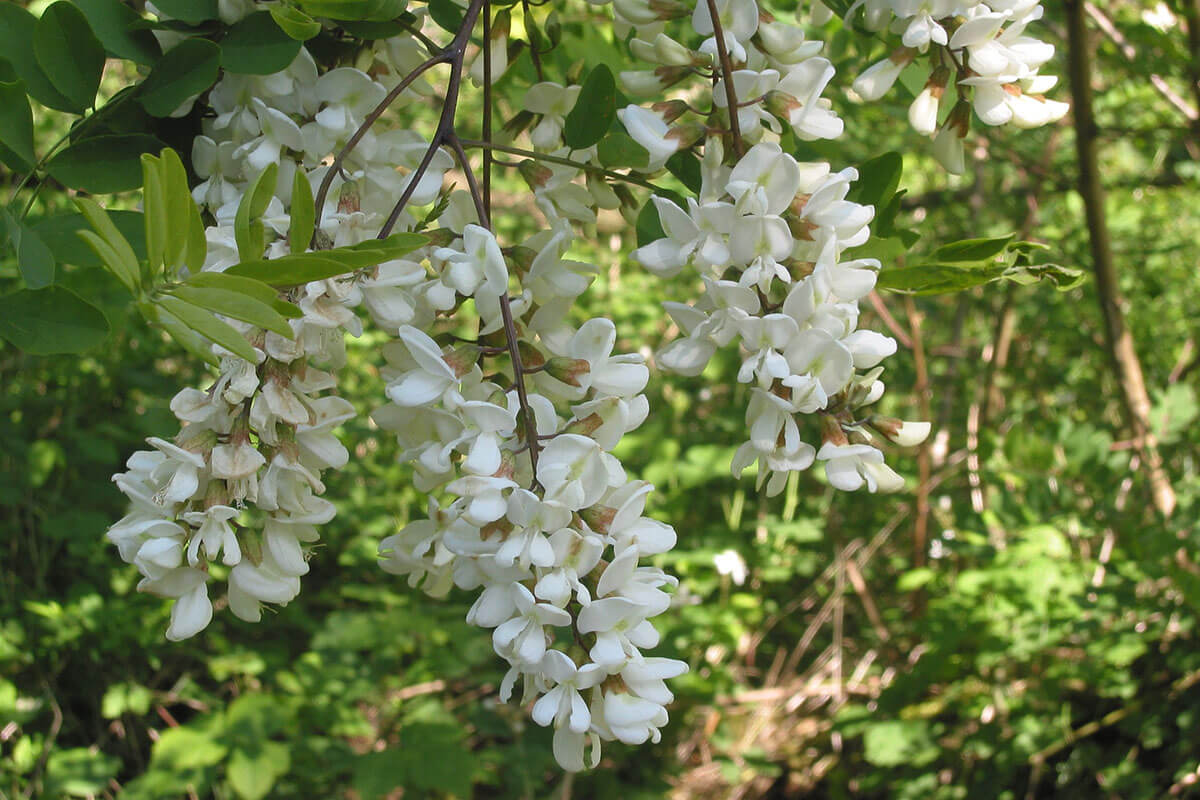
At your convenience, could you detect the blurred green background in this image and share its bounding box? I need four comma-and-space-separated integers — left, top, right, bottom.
3, 0, 1200, 798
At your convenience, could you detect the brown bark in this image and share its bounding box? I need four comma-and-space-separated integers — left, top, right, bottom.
1064, 0, 1177, 518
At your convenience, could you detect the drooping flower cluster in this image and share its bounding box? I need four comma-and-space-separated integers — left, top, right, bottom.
100, 0, 992, 771
847, 0, 1068, 171
523, 0, 928, 496
370, 220, 689, 769
107, 17, 447, 639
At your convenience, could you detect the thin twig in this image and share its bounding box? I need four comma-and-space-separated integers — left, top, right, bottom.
457, 138, 666, 192
377, 0, 487, 237
704, 0, 744, 155
312, 50, 453, 237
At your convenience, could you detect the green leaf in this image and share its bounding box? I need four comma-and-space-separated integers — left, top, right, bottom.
183, 272, 303, 319
863, 720, 939, 767
931, 233, 1014, 265
137, 38, 221, 117
141, 154, 167, 274
74, 0, 161, 64
221, 12, 303, 75
425, 0, 463, 31
155, 294, 259, 363
289, 169, 316, 254
636, 191, 684, 247
144, 300, 219, 366
354, 722, 475, 800
34, 2, 106, 112
100, 683, 153, 719
2, 210, 56, 288
665, 150, 702, 194
225, 254, 359, 286
235, 163, 279, 260
844, 235, 911, 265
564, 64, 616, 149
32, 210, 146, 268
876, 263, 1006, 295
77, 231, 138, 292
165, 285, 295, 337
331, 232, 428, 266
300, 0, 408, 21
847, 151, 903, 211
43, 747, 121, 798
227, 742, 291, 800
0, 286, 110, 355
150, 0, 219, 24
156, 148, 204, 272
596, 132, 650, 169
0, 4, 76, 112
0, 80, 36, 169
75, 197, 143, 292
269, 6, 323, 40
47, 134, 165, 193
227, 233, 427, 282
149, 724, 228, 769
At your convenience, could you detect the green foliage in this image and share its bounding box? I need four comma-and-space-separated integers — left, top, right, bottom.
564, 64, 616, 149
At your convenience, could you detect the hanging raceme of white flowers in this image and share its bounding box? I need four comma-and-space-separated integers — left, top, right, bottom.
106, 0, 1062, 771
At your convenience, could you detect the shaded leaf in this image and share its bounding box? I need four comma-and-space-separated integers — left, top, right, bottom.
596, 132, 650, 169
2, 210, 56, 288
847, 151, 903, 211
289, 169, 316, 254
221, 12, 303, 75
931, 233, 1015, 265
32, 211, 146, 268
74, 0, 161, 64
35, 2, 106, 112
564, 64, 616, 149
150, 0, 219, 24
0, 286, 110, 355
0, 4, 76, 112
137, 38, 221, 117
0, 80, 35, 168
47, 134, 165, 193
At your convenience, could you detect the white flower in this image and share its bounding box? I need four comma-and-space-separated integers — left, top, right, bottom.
816, 442, 905, 492
714, 549, 748, 585
531, 651, 605, 732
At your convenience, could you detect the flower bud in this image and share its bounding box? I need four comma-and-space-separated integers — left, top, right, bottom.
545, 356, 591, 387
518, 339, 546, 370
580, 504, 617, 533
820, 413, 849, 446
870, 417, 932, 447
443, 343, 483, 377
908, 79, 945, 136
852, 50, 913, 101
518, 159, 554, 190
650, 99, 690, 124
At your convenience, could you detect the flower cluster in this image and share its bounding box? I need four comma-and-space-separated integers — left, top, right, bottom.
106, 18, 442, 638
371, 221, 688, 769
848, 0, 1067, 172
539, 0, 929, 496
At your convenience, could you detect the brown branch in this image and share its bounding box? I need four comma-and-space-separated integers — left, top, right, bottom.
1066, 0, 1177, 518
704, 0, 744, 156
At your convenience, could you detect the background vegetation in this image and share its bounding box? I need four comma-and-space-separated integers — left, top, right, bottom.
2, 0, 1199, 797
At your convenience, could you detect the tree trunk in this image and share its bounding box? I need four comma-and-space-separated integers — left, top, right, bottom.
1064, 0, 1177, 518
